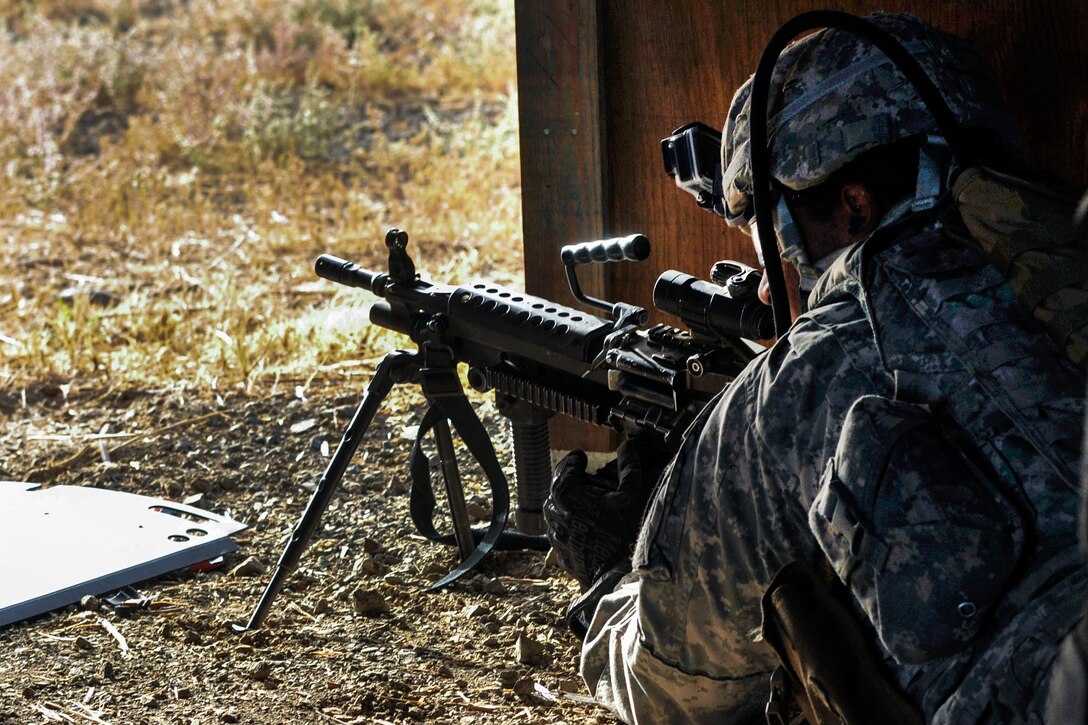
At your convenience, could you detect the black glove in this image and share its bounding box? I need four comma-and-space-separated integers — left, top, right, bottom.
543, 439, 665, 591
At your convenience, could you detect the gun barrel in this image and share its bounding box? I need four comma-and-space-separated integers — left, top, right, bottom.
315, 254, 382, 291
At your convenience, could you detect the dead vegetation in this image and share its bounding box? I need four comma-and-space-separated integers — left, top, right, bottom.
0, 2, 608, 723
0, 0, 524, 393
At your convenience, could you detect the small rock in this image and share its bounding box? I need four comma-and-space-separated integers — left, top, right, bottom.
229, 556, 266, 577
362, 538, 381, 555
74, 636, 93, 651
173, 438, 195, 453
311, 598, 330, 615
100, 662, 115, 680
79, 595, 101, 612
219, 712, 240, 724
466, 574, 492, 592
436, 665, 453, 678
514, 632, 545, 665
483, 579, 508, 596
188, 477, 212, 493
466, 501, 490, 521
38, 383, 62, 398
309, 435, 331, 454
462, 604, 490, 619
557, 678, 583, 693
512, 676, 536, 696
182, 629, 202, 645
352, 557, 381, 576
240, 630, 264, 647
175, 686, 192, 699
351, 588, 391, 616
58, 287, 120, 308
249, 662, 274, 681
422, 562, 448, 577
498, 669, 519, 687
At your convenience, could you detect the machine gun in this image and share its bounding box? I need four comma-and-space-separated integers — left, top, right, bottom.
237, 228, 772, 631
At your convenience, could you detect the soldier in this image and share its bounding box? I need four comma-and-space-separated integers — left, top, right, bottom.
544, 13, 1086, 724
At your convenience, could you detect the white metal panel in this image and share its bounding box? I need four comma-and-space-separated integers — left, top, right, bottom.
0, 481, 246, 626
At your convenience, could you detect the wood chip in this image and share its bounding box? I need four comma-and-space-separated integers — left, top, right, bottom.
289, 418, 318, 434
97, 617, 129, 658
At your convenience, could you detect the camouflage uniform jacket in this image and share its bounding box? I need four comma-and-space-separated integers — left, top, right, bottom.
581, 218, 1087, 724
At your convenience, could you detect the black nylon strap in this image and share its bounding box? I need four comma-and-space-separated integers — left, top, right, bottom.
408, 362, 511, 590
407, 412, 549, 554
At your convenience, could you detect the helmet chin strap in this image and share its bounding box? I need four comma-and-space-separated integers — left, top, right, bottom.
771, 134, 953, 308
913, 135, 951, 214
774, 195, 823, 294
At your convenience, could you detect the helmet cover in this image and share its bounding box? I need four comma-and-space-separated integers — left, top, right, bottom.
721, 13, 1026, 232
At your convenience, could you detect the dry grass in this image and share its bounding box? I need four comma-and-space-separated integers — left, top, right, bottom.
0, 0, 523, 396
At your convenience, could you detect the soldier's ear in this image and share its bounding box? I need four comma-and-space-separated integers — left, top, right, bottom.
841, 183, 880, 240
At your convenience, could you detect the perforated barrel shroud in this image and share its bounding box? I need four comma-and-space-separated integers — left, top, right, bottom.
446, 280, 613, 367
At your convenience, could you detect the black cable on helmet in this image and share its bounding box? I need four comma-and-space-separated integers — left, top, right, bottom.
750, 10, 973, 337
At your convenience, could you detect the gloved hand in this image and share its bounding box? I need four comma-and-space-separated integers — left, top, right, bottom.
543, 439, 666, 591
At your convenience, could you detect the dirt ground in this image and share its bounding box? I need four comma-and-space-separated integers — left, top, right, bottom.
0, 379, 617, 724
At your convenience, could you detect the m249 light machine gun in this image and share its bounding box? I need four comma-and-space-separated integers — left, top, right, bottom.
237, 228, 773, 631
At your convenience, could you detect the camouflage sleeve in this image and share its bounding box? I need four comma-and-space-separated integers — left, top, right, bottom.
581, 581, 769, 723
578, 297, 890, 724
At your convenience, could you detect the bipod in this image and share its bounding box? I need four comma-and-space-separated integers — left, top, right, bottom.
236, 339, 545, 632
235, 350, 417, 632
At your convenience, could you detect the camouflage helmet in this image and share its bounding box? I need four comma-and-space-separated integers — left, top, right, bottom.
722, 13, 1026, 232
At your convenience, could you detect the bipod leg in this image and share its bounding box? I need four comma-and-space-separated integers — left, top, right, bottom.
430, 416, 475, 562
234, 351, 416, 631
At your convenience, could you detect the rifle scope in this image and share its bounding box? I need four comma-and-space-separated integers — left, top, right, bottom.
654, 270, 775, 341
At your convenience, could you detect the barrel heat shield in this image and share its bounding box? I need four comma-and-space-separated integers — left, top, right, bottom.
447, 281, 613, 366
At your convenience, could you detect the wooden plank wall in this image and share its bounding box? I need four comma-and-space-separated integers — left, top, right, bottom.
516, 1, 1088, 449
514, 1, 614, 452
514, 1, 606, 303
